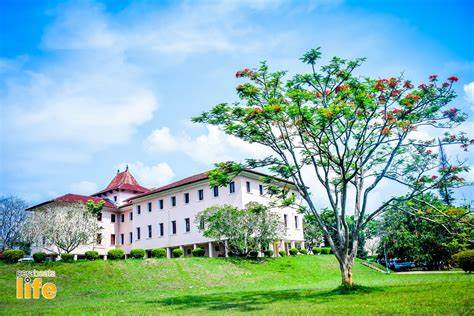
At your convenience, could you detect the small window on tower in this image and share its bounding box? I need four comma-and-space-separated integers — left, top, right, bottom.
114, 196, 117, 202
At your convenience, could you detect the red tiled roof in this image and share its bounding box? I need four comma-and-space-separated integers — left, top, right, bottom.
26, 193, 116, 211
93, 168, 149, 196
125, 169, 294, 202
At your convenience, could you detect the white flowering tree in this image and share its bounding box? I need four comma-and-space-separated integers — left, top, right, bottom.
23, 202, 101, 255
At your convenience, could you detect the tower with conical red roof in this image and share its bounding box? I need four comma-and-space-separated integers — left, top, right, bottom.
92, 166, 149, 205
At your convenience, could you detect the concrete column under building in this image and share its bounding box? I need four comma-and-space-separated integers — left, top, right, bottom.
224, 240, 229, 257
208, 242, 214, 257
301, 241, 305, 249
166, 247, 171, 259
291, 241, 296, 249
193, 244, 197, 249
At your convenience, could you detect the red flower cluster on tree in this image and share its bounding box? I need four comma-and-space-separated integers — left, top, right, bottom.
388, 78, 398, 88
443, 107, 459, 120
392, 108, 403, 114
375, 79, 387, 91
426, 149, 432, 154
429, 74, 438, 81
335, 84, 349, 93
236, 68, 256, 79
431, 175, 438, 180
442, 82, 450, 88
447, 76, 459, 82
390, 90, 400, 97
403, 81, 414, 89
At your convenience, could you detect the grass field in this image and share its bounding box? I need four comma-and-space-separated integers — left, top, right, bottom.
0, 255, 472, 315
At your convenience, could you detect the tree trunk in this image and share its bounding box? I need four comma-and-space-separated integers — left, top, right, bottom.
339, 261, 354, 286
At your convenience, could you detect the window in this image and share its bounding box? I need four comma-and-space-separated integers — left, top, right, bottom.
110, 234, 116, 245
129, 232, 133, 243
148, 225, 152, 238
284, 214, 288, 228
121, 214, 124, 222
295, 215, 298, 229
213, 186, 219, 197
184, 193, 190, 204
97, 212, 102, 221
259, 184, 264, 195
120, 233, 124, 245
198, 189, 204, 201
136, 227, 141, 240
159, 199, 164, 209
185, 218, 190, 232
171, 220, 177, 234
229, 181, 235, 193
171, 196, 176, 207
114, 196, 117, 202
159, 223, 164, 236
137, 205, 141, 215
97, 233, 102, 244
199, 217, 205, 230
246, 181, 251, 193
129, 212, 133, 221
148, 202, 152, 212
111, 214, 116, 223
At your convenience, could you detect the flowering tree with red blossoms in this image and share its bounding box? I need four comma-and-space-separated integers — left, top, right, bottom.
192, 48, 472, 286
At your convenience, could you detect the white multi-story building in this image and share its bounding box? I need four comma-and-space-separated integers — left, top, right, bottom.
29, 167, 305, 258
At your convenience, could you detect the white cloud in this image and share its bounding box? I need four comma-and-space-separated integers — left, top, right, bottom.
144, 125, 270, 165
117, 161, 175, 188
464, 82, 474, 107
69, 181, 98, 195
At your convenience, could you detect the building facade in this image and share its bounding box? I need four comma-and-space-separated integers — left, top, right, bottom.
29, 168, 305, 258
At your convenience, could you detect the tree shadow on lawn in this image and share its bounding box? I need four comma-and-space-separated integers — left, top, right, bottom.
144, 285, 383, 312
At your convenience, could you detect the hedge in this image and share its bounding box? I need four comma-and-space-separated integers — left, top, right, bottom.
248, 250, 259, 258
61, 253, 74, 263
289, 248, 299, 256
299, 248, 308, 255
264, 250, 274, 257
172, 248, 184, 258
130, 249, 145, 259
192, 247, 205, 257
33, 252, 47, 263
85, 251, 99, 261
151, 248, 167, 258
312, 247, 322, 254
3, 249, 25, 263
107, 249, 124, 260
321, 247, 332, 254
453, 250, 474, 272
278, 250, 287, 257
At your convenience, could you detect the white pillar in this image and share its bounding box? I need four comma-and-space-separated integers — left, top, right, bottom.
301, 241, 305, 249
291, 241, 296, 249
166, 247, 171, 259
224, 240, 229, 257
73, 254, 78, 261
193, 244, 197, 249
208, 242, 214, 257
103, 255, 107, 261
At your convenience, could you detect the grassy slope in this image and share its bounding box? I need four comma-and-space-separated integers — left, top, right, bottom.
0, 256, 472, 315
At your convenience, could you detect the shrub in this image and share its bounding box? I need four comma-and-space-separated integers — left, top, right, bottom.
3, 249, 25, 263
453, 250, 474, 272
321, 247, 332, 254
129, 248, 145, 259
61, 253, 74, 263
84, 251, 99, 261
312, 247, 322, 254
151, 248, 167, 258
289, 248, 299, 256
33, 252, 47, 263
264, 250, 274, 257
172, 248, 184, 258
192, 247, 205, 257
248, 250, 259, 258
278, 250, 287, 257
299, 248, 308, 255
107, 249, 124, 260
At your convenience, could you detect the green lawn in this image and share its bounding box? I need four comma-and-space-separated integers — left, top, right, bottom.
0, 255, 472, 315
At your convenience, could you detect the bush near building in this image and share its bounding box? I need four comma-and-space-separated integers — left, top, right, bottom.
85, 251, 99, 261
61, 253, 74, 263
3, 249, 25, 263
299, 248, 308, 255
172, 248, 184, 258
33, 252, 47, 263
107, 249, 124, 260
130, 249, 145, 259
321, 247, 332, 254
312, 247, 322, 254
151, 248, 167, 258
289, 248, 299, 256
192, 247, 205, 257
264, 250, 274, 257
278, 250, 287, 257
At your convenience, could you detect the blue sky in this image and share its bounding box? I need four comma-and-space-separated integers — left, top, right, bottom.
1, 0, 473, 206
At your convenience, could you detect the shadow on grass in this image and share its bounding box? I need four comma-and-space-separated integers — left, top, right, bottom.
144, 285, 383, 312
